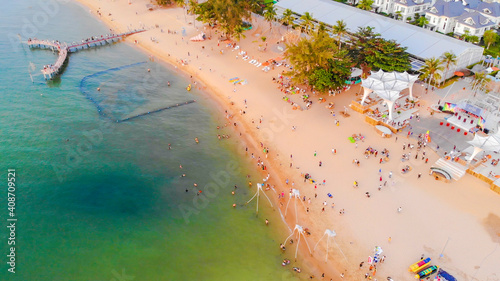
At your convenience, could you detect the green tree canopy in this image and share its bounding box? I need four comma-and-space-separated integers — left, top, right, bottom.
281, 9, 295, 30
440, 51, 457, 83
192, 0, 257, 39
264, 5, 277, 28
484, 30, 498, 49
471, 72, 491, 94
416, 16, 429, 27
284, 29, 352, 91
419, 57, 444, 89
332, 20, 348, 49
357, 0, 374, 11
299, 12, 315, 34
350, 26, 410, 71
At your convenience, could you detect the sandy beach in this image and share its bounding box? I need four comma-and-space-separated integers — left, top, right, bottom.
72, 0, 500, 279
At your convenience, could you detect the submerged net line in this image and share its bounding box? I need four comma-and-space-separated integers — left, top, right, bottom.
120, 100, 196, 122
79, 62, 196, 123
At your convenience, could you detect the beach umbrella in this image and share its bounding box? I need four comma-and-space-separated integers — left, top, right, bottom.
350, 68, 363, 77
283, 224, 313, 261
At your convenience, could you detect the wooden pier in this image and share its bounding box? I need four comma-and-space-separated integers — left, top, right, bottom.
27, 29, 145, 80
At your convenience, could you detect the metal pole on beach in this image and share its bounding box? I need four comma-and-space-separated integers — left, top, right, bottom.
439, 236, 451, 258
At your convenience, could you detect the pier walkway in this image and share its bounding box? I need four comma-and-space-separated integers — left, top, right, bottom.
27, 29, 145, 80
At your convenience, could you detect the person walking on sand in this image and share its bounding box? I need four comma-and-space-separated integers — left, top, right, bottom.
397, 207, 402, 213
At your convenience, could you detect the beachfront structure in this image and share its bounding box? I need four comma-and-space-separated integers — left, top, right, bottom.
425, 0, 467, 33
276, 0, 484, 79
393, 0, 433, 21
425, 0, 500, 38
361, 70, 419, 120
467, 133, 500, 162
454, 11, 497, 37
27, 30, 145, 80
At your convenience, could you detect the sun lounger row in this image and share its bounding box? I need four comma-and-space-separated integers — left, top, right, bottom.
248, 60, 262, 67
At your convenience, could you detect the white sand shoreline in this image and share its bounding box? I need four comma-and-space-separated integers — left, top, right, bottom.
73, 0, 500, 280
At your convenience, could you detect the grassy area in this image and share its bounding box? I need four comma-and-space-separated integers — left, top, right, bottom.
438, 76, 460, 89
467, 61, 483, 69
484, 44, 500, 57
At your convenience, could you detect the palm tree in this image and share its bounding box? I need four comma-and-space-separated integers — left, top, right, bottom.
299, 12, 314, 34
440, 51, 457, 85
416, 16, 429, 27
357, 0, 374, 11
395, 11, 402, 20
187, 0, 198, 27
174, 0, 187, 22
484, 30, 498, 49
471, 72, 491, 95
232, 25, 246, 41
264, 5, 277, 32
419, 57, 444, 91
281, 9, 294, 30
332, 20, 348, 50
284, 29, 335, 86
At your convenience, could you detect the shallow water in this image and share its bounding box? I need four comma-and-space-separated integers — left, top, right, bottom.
0, 1, 298, 280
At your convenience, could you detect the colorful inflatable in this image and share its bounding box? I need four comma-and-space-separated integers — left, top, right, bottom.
409, 257, 431, 273
186, 84, 192, 91
415, 265, 438, 279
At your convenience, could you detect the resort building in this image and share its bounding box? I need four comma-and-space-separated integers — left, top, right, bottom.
393, 0, 433, 21
276, 0, 484, 79
426, 0, 466, 33
425, 0, 500, 38
372, 0, 395, 14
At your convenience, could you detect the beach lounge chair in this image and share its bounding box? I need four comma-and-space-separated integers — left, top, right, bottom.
256, 63, 262, 67
249, 59, 256, 64
243, 56, 249, 61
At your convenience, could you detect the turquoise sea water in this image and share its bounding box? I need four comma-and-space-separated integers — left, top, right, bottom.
0, 1, 297, 280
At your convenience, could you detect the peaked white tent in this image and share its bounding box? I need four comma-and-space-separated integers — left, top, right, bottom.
360, 70, 419, 120
467, 133, 500, 162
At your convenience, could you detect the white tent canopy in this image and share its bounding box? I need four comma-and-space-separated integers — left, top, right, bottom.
350, 68, 363, 77
467, 133, 500, 162
360, 70, 419, 120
